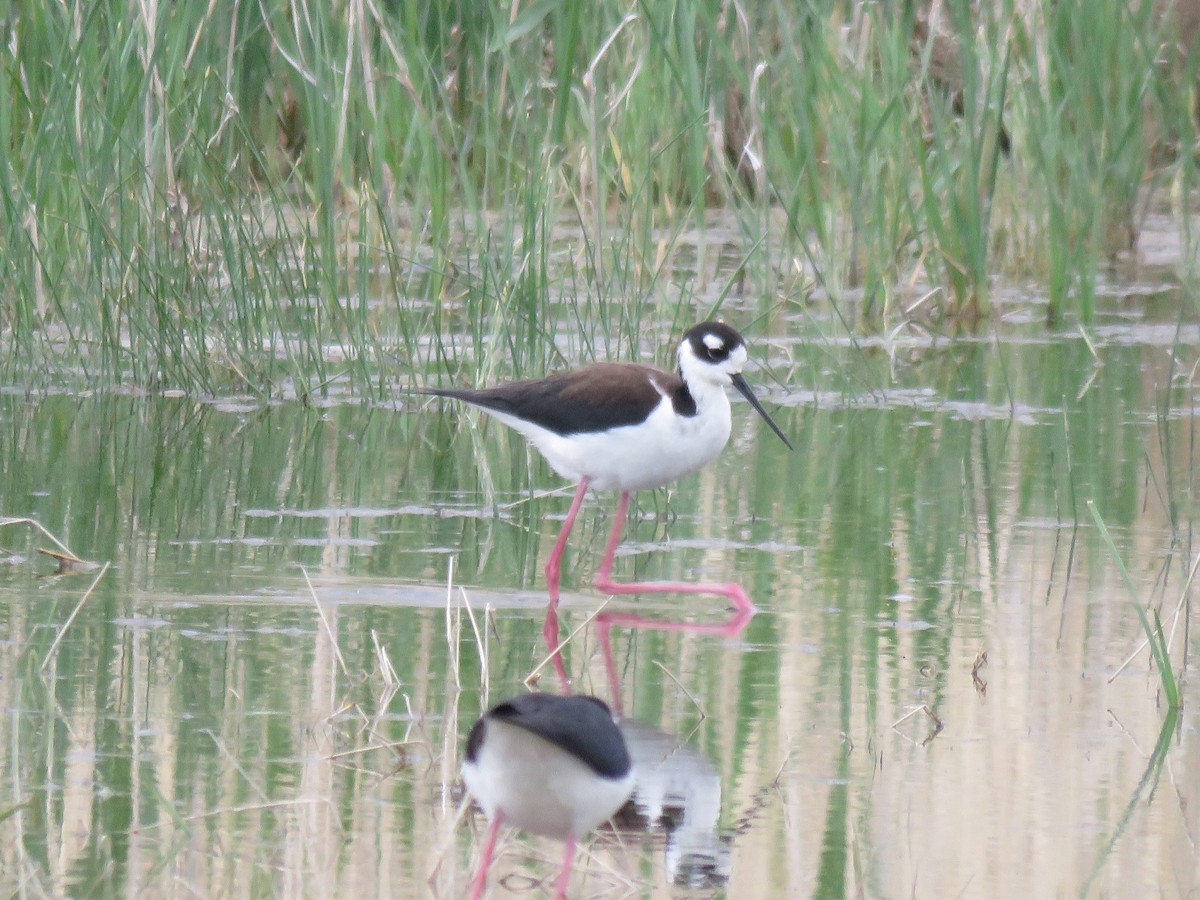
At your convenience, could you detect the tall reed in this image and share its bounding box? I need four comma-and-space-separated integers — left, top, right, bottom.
1, 1, 1194, 393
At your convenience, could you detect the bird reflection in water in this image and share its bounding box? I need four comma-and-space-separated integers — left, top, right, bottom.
616, 717, 734, 890
461, 691, 750, 895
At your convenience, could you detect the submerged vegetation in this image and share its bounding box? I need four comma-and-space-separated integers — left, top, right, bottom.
2, 0, 1199, 393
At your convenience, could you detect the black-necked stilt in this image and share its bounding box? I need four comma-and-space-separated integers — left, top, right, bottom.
424, 322, 792, 617
463, 693, 634, 899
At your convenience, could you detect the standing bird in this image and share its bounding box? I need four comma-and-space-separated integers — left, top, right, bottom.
423, 321, 792, 614
463, 693, 634, 899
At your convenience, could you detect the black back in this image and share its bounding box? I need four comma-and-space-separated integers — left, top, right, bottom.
425, 363, 695, 436
465, 693, 631, 779
423, 322, 751, 436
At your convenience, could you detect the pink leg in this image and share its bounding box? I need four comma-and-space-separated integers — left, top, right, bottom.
590, 492, 756, 705
552, 834, 577, 900
469, 816, 503, 900
540, 603, 571, 690
542, 479, 591, 689
594, 492, 759, 616
595, 607, 755, 708
545, 479, 591, 605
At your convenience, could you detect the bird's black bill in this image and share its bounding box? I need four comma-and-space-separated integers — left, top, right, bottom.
731, 374, 793, 450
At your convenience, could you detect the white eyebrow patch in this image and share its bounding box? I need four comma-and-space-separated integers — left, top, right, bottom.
702, 333, 725, 351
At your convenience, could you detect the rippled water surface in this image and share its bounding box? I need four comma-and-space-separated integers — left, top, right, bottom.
1, 307, 1198, 897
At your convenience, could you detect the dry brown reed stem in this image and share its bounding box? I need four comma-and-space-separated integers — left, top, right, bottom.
444, 557, 461, 691
524, 599, 612, 686
301, 566, 351, 679
891, 704, 943, 746
0, 516, 78, 558
134, 798, 330, 830
371, 628, 400, 689
1108, 549, 1200, 684
203, 727, 271, 802
39, 561, 110, 672
651, 659, 706, 720
457, 587, 489, 702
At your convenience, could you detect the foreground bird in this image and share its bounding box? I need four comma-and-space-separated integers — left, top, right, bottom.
463, 693, 634, 899
424, 321, 792, 613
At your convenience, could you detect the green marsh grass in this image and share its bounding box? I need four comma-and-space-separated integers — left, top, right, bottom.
1017, 0, 1159, 321
911, 3, 1011, 320
2, 1, 1198, 393
1088, 501, 1180, 709
1082, 703, 1180, 893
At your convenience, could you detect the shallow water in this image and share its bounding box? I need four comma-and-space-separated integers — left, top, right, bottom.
1, 310, 1198, 897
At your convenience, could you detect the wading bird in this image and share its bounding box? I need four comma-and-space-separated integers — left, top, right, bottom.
424, 321, 792, 619
463, 693, 633, 899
